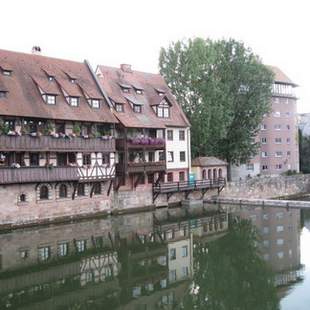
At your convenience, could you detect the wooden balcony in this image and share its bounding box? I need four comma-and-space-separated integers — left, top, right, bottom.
0, 135, 115, 152
116, 161, 166, 174
116, 138, 165, 150
0, 166, 79, 184
0, 164, 116, 185
152, 178, 226, 202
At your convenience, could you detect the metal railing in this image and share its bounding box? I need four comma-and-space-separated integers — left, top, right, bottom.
0, 135, 115, 152
153, 178, 226, 193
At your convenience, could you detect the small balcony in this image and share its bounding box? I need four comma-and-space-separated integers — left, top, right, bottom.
0, 135, 115, 152
0, 166, 79, 184
116, 137, 165, 150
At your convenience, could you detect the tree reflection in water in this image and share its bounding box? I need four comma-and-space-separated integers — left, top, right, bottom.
183, 218, 280, 310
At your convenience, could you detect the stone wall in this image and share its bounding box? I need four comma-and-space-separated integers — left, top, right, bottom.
220, 174, 310, 199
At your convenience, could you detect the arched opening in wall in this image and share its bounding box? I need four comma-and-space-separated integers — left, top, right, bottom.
202, 169, 206, 180
59, 184, 68, 198
19, 194, 26, 202
219, 168, 223, 178
77, 183, 85, 196
213, 169, 217, 180
208, 169, 212, 179
39, 185, 49, 200
93, 182, 102, 195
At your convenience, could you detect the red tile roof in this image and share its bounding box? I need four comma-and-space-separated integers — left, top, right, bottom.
0, 49, 117, 123
192, 156, 227, 167
268, 65, 296, 86
97, 65, 190, 129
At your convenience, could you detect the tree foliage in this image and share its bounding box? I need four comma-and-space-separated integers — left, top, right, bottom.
299, 129, 310, 173
182, 219, 280, 310
159, 38, 274, 167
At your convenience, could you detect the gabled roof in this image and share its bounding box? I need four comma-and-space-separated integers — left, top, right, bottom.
192, 156, 227, 167
0, 49, 117, 123
268, 65, 297, 86
97, 65, 190, 129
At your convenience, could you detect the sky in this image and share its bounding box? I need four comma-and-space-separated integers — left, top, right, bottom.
1, 0, 309, 112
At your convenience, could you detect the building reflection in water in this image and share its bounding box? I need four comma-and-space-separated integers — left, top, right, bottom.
0, 204, 302, 309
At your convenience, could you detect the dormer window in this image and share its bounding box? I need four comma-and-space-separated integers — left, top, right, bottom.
0, 91, 7, 98
69, 97, 79, 107
2, 70, 12, 76
119, 82, 131, 93
115, 103, 124, 112
70, 78, 76, 84
133, 104, 142, 113
48, 75, 54, 81
122, 87, 129, 93
42, 94, 56, 105
155, 99, 170, 118
155, 88, 165, 96
88, 99, 100, 109
135, 89, 143, 95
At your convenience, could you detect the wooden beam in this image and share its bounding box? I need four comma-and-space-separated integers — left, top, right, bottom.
107, 180, 113, 196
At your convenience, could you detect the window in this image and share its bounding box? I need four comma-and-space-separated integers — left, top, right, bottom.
287, 151, 291, 156
168, 151, 174, 162
59, 184, 68, 198
167, 130, 173, 140
179, 171, 185, 182
20, 249, 29, 259
93, 183, 101, 195
275, 151, 283, 157
263, 254, 270, 261
274, 124, 281, 130
135, 89, 143, 95
157, 100, 170, 118
275, 137, 282, 143
46, 95, 56, 105
263, 240, 269, 247
133, 104, 142, 113
77, 183, 85, 196
274, 111, 281, 117
169, 248, 176, 260
19, 193, 27, 203
55, 122, 65, 134
261, 137, 267, 144
115, 103, 124, 112
102, 153, 110, 166
263, 213, 269, 220
287, 124, 290, 130
276, 212, 284, 219
2, 70, 12, 76
83, 154, 91, 166
181, 245, 188, 257
148, 151, 155, 162
121, 87, 130, 93
261, 151, 268, 158
277, 225, 284, 232
263, 227, 269, 234
58, 242, 69, 256
277, 251, 284, 259
38, 246, 50, 261
0, 91, 7, 98
275, 164, 282, 170
287, 138, 291, 144
69, 97, 79, 106
90, 99, 100, 108
39, 185, 49, 200
182, 266, 189, 277
159, 151, 165, 161
277, 239, 284, 245
47, 75, 54, 81
261, 124, 267, 130
179, 130, 185, 141
147, 173, 154, 184
30, 153, 39, 166
169, 270, 177, 282
76, 240, 86, 253
167, 172, 173, 182
180, 151, 186, 162
246, 163, 254, 171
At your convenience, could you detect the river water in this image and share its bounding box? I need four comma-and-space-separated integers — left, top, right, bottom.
0, 204, 308, 309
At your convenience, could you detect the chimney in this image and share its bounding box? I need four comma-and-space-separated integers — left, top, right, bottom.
32, 46, 42, 55
120, 64, 132, 73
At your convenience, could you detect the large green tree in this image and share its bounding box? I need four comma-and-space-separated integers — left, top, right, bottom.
159, 38, 274, 178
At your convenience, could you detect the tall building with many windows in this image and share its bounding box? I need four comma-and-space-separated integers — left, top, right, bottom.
231, 66, 299, 180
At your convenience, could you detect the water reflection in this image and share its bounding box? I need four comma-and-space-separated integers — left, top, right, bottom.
0, 205, 302, 309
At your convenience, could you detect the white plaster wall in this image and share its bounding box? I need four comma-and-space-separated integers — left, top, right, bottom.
165, 127, 190, 170
231, 163, 260, 181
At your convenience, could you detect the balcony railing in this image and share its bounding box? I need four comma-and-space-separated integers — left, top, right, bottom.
0, 166, 79, 184
116, 137, 165, 149
0, 164, 115, 184
116, 161, 166, 174
0, 135, 115, 152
